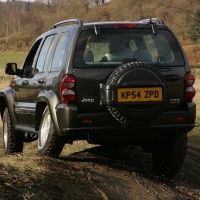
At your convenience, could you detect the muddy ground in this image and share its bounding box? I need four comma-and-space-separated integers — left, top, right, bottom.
0, 79, 199, 200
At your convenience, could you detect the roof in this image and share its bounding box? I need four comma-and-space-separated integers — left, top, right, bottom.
51, 18, 165, 30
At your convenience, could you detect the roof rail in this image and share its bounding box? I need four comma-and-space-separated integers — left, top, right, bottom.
51, 19, 83, 29
139, 18, 164, 25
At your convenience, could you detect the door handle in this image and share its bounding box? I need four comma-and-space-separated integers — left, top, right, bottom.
37, 78, 46, 84
22, 80, 29, 85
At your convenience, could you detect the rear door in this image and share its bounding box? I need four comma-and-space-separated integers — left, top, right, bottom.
73, 27, 186, 113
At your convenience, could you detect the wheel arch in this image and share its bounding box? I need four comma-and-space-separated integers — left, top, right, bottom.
35, 101, 47, 131
0, 95, 7, 120
36, 90, 61, 134
0, 88, 17, 124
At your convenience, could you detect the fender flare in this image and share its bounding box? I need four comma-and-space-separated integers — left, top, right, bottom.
0, 87, 17, 125
36, 90, 61, 135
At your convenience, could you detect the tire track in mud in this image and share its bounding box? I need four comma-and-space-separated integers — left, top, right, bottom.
134, 172, 196, 200
172, 145, 200, 200
66, 146, 197, 200
130, 144, 200, 200
67, 148, 156, 200
134, 173, 164, 200
0, 141, 199, 199
87, 172, 109, 200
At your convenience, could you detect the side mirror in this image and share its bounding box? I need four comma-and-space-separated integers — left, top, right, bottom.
5, 63, 20, 75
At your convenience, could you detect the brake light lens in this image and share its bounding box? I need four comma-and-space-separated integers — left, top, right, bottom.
185, 73, 195, 86
185, 72, 195, 101
116, 23, 137, 29
61, 75, 76, 104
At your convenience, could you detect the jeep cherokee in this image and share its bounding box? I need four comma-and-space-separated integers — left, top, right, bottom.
0, 18, 196, 178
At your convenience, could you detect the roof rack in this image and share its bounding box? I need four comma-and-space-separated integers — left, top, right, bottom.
51, 19, 83, 29
138, 18, 164, 25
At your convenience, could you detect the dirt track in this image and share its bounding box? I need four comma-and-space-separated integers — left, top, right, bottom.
0, 143, 199, 200
50, 145, 200, 200
0, 80, 200, 199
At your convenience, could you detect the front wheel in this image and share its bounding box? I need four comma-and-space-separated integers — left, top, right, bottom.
152, 132, 187, 179
3, 108, 24, 154
38, 107, 64, 157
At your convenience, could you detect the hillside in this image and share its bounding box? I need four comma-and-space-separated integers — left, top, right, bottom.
0, 0, 200, 52
0, 0, 200, 66
184, 45, 200, 67
0, 1, 200, 199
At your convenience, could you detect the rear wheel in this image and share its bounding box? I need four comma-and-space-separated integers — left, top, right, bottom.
38, 107, 64, 157
152, 132, 187, 179
3, 108, 24, 154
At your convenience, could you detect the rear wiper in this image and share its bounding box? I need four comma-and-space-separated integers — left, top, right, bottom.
94, 25, 100, 35
152, 24, 157, 35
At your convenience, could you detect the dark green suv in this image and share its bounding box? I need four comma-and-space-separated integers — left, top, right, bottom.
0, 18, 196, 178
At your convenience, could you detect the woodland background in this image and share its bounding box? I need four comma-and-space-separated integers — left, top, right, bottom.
1, 0, 200, 53
0, 2, 200, 199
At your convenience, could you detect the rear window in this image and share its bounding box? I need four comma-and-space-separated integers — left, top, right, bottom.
73, 28, 184, 68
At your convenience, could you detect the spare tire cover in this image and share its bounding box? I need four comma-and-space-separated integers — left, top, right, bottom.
106, 62, 166, 126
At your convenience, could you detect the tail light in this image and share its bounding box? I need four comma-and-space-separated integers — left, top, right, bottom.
185, 72, 196, 101
61, 75, 76, 104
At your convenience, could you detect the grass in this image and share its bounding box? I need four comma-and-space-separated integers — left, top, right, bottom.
0, 52, 26, 75
0, 139, 94, 169
0, 139, 95, 199
192, 117, 200, 135
192, 67, 200, 79
188, 117, 200, 148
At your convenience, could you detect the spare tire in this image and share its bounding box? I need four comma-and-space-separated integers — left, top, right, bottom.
106, 62, 166, 126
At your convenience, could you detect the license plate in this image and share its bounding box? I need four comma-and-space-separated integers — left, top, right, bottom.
118, 87, 162, 102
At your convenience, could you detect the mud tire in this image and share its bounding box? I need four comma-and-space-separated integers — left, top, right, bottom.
38, 107, 64, 157
3, 108, 24, 154
152, 132, 187, 179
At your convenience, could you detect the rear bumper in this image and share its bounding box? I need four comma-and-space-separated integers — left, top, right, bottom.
56, 102, 196, 135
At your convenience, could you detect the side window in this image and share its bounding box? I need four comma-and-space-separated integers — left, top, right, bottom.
43, 35, 56, 72
35, 35, 55, 73
23, 39, 42, 77
51, 32, 70, 71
